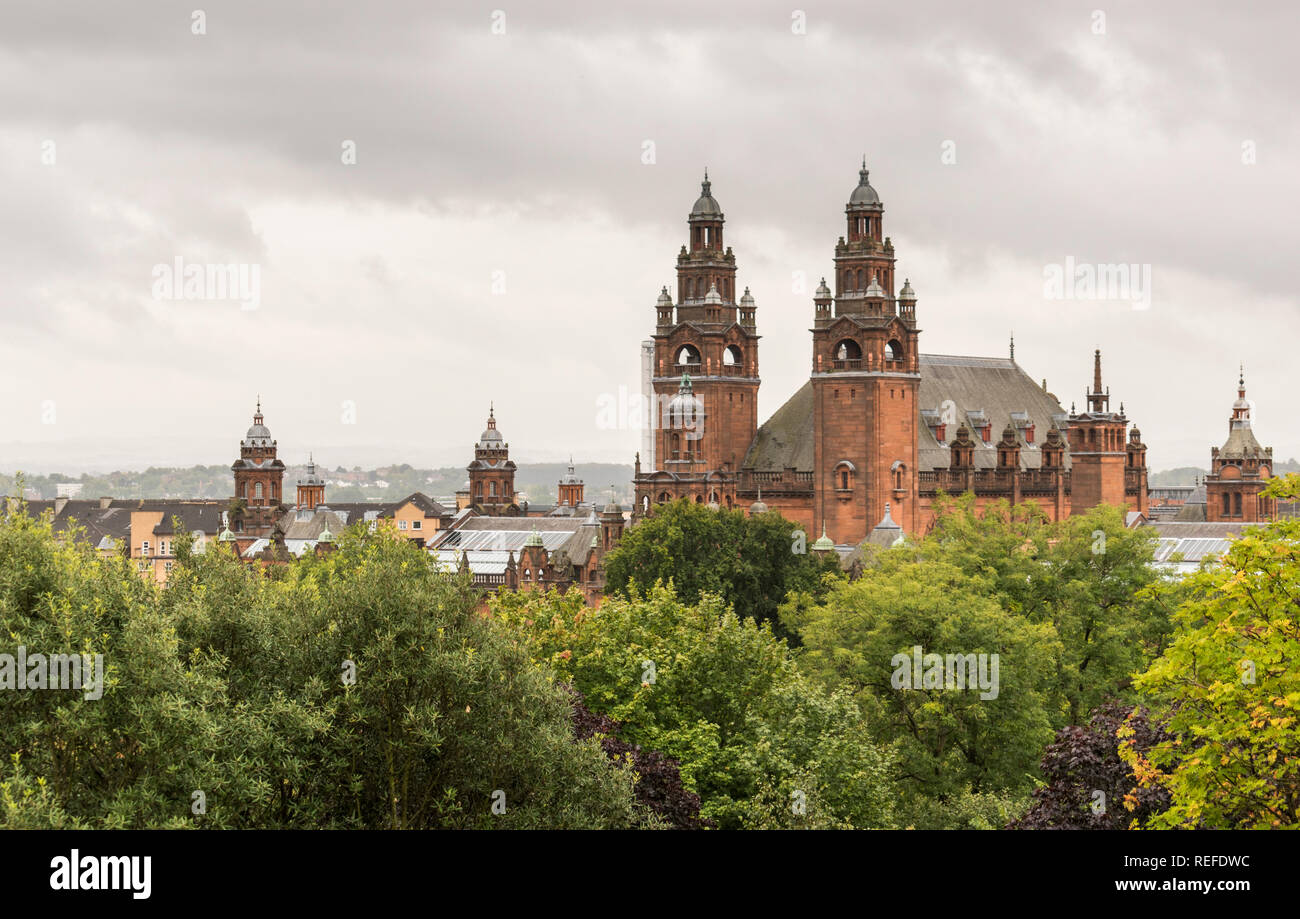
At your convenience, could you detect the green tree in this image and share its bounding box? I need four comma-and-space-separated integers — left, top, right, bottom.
601, 499, 840, 639
796, 552, 1060, 807
1121, 474, 1300, 829
493, 584, 898, 828
0, 504, 645, 829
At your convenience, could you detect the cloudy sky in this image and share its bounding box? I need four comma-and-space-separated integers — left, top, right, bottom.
1, 0, 1296, 474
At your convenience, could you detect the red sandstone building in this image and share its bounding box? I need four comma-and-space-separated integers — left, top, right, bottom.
1204, 371, 1275, 522
633, 165, 1151, 544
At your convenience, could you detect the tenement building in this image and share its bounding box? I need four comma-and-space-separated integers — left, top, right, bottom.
633, 165, 1150, 544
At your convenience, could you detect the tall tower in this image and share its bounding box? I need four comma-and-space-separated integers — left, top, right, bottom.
639, 173, 760, 507
1206, 369, 1274, 522
557, 457, 585, 507
468, 405, 517, 515
231, 399, 285, 536
1066, 350, 1129, 512
296, 453, 325, 510
810, 162, 921, 543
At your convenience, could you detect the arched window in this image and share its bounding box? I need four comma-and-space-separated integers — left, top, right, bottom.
657, 492, 671, 504
885, 339, 903, 362
489, 481, 497, 497
834, 339, 862, 367
675, 344, 701, 366
723, 344, 742, 367
254, 482, 263, 501
642, 495, 650, 513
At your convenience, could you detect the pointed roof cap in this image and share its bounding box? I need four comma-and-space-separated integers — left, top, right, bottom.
812, 524, 835, 551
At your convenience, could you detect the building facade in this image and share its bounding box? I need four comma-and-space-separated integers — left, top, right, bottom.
1205, 372, 1275, 522
633, 166, 1150, 545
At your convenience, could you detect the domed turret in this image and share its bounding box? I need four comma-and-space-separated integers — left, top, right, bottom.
478, 404, 505, 448
667, 373, 705, 432
690, 171, 723, 219
898, 278, 916, 302
812, 525, 835, 552
241, 398, 274, 448
848, 159, 882, 208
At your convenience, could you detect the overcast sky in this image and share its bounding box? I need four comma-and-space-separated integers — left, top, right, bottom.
1, 0, 1296, 474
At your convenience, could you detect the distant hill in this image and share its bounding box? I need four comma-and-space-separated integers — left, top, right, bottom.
1150, 458, 1300, 486
2, 463, 636, 506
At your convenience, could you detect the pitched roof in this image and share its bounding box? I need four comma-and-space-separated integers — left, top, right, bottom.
742, 354, 1070, 473
392, 492, 450, 517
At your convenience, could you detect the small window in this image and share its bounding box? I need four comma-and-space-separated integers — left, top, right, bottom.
398, 520, 407, 530
412, 520, 421, 530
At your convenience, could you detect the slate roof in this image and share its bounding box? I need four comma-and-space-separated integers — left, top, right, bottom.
280, 508, 352, 540
313, 502, 392, 528
15, 498, 225, 544
18, 499, 135, 546
742, 353, 1069, 473
1219, 424, 1268, 459
392, 492, 450, 517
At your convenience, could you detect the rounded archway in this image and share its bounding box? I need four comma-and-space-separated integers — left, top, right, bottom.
675, 344, 702, 366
